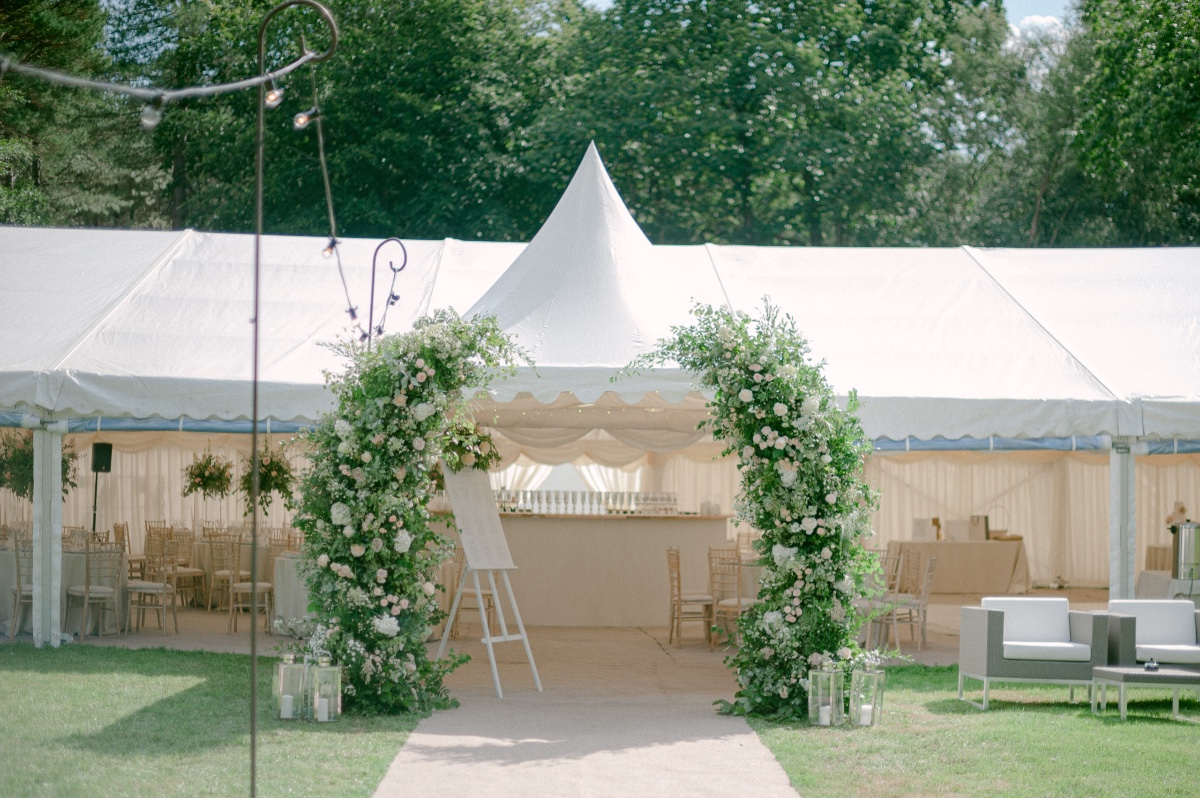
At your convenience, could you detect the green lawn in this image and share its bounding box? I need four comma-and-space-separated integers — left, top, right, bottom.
752, 666, 1200, 798
0, 643, 419, 798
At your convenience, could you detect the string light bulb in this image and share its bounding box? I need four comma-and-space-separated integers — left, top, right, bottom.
322, 236, 338, 258
140, 96, 165, 130
293, 107, 320, 130
264, 79, 284, 109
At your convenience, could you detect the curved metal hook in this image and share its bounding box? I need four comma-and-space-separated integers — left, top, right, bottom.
367, 238, 409, 349
259, 0, 339, 66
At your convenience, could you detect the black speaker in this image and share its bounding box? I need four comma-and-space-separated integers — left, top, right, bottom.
91, 443, 113, 473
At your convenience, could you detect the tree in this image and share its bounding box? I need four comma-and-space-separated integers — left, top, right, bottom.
1076, 0, 1200, 244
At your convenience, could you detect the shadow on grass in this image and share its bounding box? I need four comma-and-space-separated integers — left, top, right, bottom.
0, 641, 417, 757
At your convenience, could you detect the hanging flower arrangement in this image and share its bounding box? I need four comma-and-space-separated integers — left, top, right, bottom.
239, 442, 296, 515
632, 302, 881, 719
182, 449, 234, 500
0, 431, 79, 499
291, 310, 523, 714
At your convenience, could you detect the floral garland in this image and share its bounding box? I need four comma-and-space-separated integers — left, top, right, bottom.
239, 442, 295, 515
292, 310, 522, 714
182, 449, 233, 500
0, 431, 79, 500
634, 303, 880, 719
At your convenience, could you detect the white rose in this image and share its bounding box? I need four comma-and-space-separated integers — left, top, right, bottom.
741, 445, 755, 459
802, 395, 820, 415
773, 437, 787, 450
826, 491, 838, 504
372, 615, 400, 638
343, 525, 355, 538
800, 517, 818, 533
415, 372, 427, 383
749, 364, 763, 372
738, 389, 753, 402
837, 647, 852, 659
772, 544, 798, 567
413, 437, 426, 451
334, 418, 353, 439
774, 402, 788, 417
371, 537, 384, 553
412, 402, 436, 422
821, 547, 832, 560
350, 544, 366, 557
316, 554, 330, 568
330, 502, 351, 526
415, 358, 425, 368
376, 568, 388, 583
337, 440, 352, 456
422, 581, 435, 597
403, 660, 417, 673
820, 454, 832, 465
393, 530, 413, 553
361, 452, 372, 463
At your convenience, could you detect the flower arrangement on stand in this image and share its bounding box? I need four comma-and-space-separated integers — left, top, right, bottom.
0, 430, 79, 499
240, 443, 295, 516
632, 302, 882, 719
182, 449, 233, 500
291, 310, 523, 714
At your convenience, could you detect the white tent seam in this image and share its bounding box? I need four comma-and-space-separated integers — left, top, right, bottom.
703, 243, 735, 312
425, 238, 454, 317
51, 229, 194, 370
960, 245, 1123, 402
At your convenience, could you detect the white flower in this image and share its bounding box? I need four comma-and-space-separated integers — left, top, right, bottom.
741, 445, 755, 459
361, 452, 372, 463
821, 547, 832, 560
753, 373, 763, 383
820, 454, 832, 465
773, 437, 787, 450
415, 358, 425, 368
780, 468, 797, 487
808, 652, 824, 667
738, 388, 753, 402
412, 402, 436, 422
778, 364, 798, 379
373, 587, 383, 596
461, 452, 476, 467
350, 544, 366, 557
317, 554, 330, 568
800, 517, 818, 533
334, 418, 353, 439
392, 392, 407, 406
413, 437, 426, 451
772, 544, 798, 567
837, 647, 852, 659
393, 530, 413, 553
773, 402, 788, 417
422, 581, 436, 597
749, 363, 763, 372
330, 502, 351, 526
376, 568, 388, 583
826, 491, 838, 505
416, 372, 427, 383
343, 525, 355, 538
337, 441, 352, 456
779, 686, 789, 698
403, 659, 417, 673
393, 466, 407, 483
372, 615, 400, 638
371, 537, 384, 553
762, 610, 783, 630
802, 395, 820, 415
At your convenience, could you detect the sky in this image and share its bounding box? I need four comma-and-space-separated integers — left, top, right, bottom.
584, 1, 1074, 28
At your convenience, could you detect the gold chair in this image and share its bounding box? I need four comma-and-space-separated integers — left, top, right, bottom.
228, 539, 273, 633
206, 533, 249, 611
167, 529, 206, 607
709, 547, 757, 649
113, 522, 142, 579
127, 537, 179, 634
896, 556, 938, 650
66, 541, 124, 637
8, 537, 33, 639
667, 547, 712, 646
867, 552, 906, 650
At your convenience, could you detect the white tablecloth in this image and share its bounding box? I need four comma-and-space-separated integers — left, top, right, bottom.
0, 547, 127, 636
1135, 570, 1200, 600
887, 540, 1030, 594
192, 540, 274, 589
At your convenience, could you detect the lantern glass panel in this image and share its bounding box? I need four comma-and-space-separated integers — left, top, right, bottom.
807, 666, 844, 726
309, 655, 342, 722
849, 670, 885, 727
275, 654, 308, 720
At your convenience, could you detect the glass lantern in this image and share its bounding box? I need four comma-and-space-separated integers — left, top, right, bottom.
807, 664, 844, 727
275, 654, 308, 720
850, 669, 886, 727
308, 655, 342, 723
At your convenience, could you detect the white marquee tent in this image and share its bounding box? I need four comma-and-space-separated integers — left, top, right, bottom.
2, 143, 1199, 644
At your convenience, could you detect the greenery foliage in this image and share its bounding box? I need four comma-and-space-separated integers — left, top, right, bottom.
239, 442, 295, 515
3, 1, 1195, 244
633, 303, 880, 719
0, 431, 79, 499
292, 310, 523, 714
182, 449, 234, 500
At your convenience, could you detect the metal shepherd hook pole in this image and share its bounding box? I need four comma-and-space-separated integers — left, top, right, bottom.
254, 3, 337, 796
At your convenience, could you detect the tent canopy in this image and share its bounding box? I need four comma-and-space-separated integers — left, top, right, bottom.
1, 145, 1198, 443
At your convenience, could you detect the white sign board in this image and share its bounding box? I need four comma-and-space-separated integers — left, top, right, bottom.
441, 466, 516, 571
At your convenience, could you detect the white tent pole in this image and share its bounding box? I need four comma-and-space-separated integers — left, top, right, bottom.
1108, 437, 1138, 600
31, 422, 65, 647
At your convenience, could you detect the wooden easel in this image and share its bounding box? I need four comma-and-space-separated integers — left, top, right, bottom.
435, 467, 542, 699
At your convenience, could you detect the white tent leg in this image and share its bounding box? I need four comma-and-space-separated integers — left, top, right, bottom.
31, 426, 64, 648
1109, 439, 1137, 600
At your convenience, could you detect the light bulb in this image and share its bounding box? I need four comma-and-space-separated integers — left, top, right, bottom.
140, 102, 163, 130
322, 237, 337, 258
293, 107, 319, 130
264, 80, 284, 109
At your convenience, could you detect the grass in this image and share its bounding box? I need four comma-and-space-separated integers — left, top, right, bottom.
752, 666, 1200, 798
0, 643, 420, 798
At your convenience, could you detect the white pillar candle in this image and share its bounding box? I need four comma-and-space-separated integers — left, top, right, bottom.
317, 696, 330, 722
818, 705, 831, 726
280, 694, 294, 719
859, 704, 873, 726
